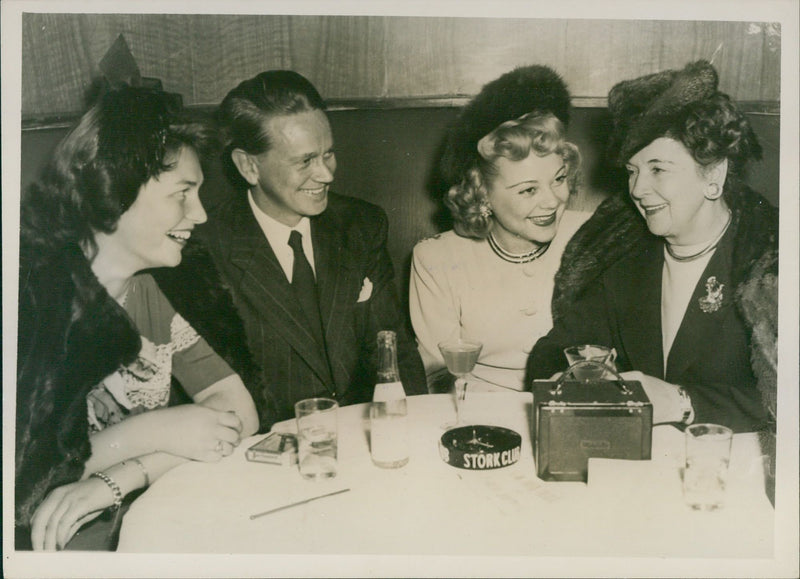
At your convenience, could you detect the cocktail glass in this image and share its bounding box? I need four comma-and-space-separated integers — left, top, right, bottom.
563, 344, 616, 381
438, 339, 483, 429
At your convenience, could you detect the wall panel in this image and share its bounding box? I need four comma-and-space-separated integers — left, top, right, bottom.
21, 14, 781, 120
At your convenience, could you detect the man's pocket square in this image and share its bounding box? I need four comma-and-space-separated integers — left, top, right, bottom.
357, 277, 373, 303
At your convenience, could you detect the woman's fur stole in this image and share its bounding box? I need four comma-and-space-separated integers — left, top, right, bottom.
15, 240, 263, 539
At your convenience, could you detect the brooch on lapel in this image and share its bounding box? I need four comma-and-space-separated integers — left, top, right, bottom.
698, 276, 724, 313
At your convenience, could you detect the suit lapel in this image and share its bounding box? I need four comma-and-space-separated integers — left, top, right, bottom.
666, 228, 734, 382
225, 196, 335, 388
311, 208, 360, 352
611, 239, 665, 378
227, 197, 283, 284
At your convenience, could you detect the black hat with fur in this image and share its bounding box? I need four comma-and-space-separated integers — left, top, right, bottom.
440, 65, 571, 188
607, 60, 721, 164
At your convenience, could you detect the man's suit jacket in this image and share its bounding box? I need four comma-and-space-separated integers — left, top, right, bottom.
528, 224, 767, 433
200, 192, 426, 431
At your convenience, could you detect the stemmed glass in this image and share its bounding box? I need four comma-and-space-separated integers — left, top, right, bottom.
438, 339, 483, 429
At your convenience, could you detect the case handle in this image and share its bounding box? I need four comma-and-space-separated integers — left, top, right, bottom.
549, 360, 632, 396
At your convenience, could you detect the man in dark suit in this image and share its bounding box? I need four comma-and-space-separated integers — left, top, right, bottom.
200, 70, 426, 431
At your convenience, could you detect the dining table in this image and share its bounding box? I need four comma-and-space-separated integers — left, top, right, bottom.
117, 391, 774, 558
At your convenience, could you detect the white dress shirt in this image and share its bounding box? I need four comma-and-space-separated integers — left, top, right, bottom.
248, 190, 316, 282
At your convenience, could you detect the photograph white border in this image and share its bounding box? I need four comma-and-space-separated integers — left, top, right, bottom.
3, 1, 798, 577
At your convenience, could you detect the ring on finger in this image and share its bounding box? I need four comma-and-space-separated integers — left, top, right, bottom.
215, 440, 224, 453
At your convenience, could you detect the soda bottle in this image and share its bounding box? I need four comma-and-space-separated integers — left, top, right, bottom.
370, 330, 409, 468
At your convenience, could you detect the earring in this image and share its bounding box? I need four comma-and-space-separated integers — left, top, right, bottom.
479, 203, 493, 218
705, 183, 722, 200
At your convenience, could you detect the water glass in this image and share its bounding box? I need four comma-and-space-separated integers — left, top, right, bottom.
294, 398, 338, 480
683, 423, 733, 511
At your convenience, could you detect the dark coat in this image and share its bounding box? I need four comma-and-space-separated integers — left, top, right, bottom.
14, 242, 262, 539
199, 192, 427, 431
527, 188, 778, 433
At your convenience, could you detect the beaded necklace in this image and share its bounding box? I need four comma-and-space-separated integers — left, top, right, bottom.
665, 210, 732, 263
488, 232, 550, 264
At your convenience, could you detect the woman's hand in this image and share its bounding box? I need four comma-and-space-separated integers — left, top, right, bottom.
159, 404, 244, 462
30, 478, 111, 551
84, 386, 251, 475
193, 375, 259, 438
620, 371, 687, 424
87, 386, 126, 428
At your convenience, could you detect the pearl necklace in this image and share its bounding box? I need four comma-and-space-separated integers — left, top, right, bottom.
665, 211, 732, 263
488, 232, 550, 264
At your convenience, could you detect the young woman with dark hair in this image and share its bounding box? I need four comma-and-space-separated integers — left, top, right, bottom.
16, 86, 260, 550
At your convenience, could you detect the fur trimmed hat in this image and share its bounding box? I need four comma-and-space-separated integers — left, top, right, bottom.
440, 65, 571, 188
607, 60, 719, 164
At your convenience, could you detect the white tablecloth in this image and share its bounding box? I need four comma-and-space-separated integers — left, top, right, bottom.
117, 393, 773, 556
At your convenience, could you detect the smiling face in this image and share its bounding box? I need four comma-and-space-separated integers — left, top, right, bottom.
626, 137, 725, 246
245, 109, 336, 227
97, 146, 207, 274
486, 152, 570, 252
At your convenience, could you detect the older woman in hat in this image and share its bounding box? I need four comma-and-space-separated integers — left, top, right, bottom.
528, 60, 778, 436
410, 65, 594, 392
16, 86, 260, 550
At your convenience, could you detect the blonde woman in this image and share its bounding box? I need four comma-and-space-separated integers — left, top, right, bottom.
410, 66, 592, 392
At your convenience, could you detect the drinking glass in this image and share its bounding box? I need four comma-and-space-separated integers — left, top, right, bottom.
683, 423, 733, 510
294, 398, 338, 480
563, 344, 616, 381
438, 339, 483, 429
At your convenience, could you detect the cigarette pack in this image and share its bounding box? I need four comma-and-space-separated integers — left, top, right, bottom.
245, 432, 298, 466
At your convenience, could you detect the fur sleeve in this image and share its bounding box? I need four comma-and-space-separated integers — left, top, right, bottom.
551, 194, 649, 323
736, 249, 779, 424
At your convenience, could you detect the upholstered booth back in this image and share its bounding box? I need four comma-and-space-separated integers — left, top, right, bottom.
21, 107, 779, 312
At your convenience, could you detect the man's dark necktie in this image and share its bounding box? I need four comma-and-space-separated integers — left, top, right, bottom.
288, 230, 325, 348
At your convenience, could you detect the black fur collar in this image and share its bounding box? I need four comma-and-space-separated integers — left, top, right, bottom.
552, 186, 778, 324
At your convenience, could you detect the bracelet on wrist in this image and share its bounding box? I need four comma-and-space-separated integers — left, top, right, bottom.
131, 458, 150, 487
90, 471, 123, 511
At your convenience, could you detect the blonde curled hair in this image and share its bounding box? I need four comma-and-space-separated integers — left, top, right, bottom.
445, 112, 581, 239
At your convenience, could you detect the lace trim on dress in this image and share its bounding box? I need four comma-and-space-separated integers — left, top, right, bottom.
87, 313, 202, 431
170, 313, 201, 352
